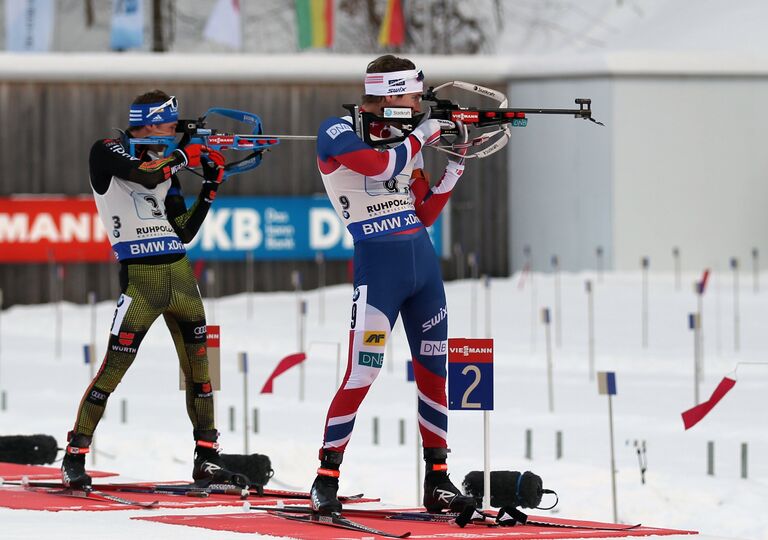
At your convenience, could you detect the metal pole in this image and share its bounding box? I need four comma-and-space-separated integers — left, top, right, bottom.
741, 442, 748, 479
483, 410, 491, 510
525, 428, 532, 460
689, 313, 700, 405
696, 286, 704, 382
372, 417, 379, 445
206, 268, 216, 322
707, 441, 715, 476
555, 430, 563, 460
399, 419, 405, 445
523, 245, 536, 353
239, 352, 249, 454
586, 280, 595, 381
608, 394, 618, 523
55, 264, 63, 359
551, 256, 561, 348
731, 258, 740, 352
641, 257, 649, 349
88, 291, 97, 365
542, 308, 554, 413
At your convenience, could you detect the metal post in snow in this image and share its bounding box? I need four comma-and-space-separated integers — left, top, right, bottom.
730, 257, 740, 352
239, 352, 249, 454
673, 247, 681, 291
542, 308, 554, 413
641, 257, 649, 349
523, 245, 536, 352
689, 313, 700, 405
551, 255, 561, 348
453, 243, 465, 280
299, 300, 307, 401
586, 280, 595, 381
88, 291, 97, 368
54, 264, 64, 359
597, 371, 618, 523
695, 270, 710, 381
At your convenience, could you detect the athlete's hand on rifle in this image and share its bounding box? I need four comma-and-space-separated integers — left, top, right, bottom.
412, 119, 442, 147
201, 148, 226, 203
175, 143, 204, 168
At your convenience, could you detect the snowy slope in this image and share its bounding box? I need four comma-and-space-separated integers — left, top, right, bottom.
0, 270, 766, 540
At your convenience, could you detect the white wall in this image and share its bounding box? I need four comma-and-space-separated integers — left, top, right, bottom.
613, 77, 768, 272
507, 78, 614, 272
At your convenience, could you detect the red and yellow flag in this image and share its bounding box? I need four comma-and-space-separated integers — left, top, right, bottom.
296, 0, 334, 49
378, 0, 406, 47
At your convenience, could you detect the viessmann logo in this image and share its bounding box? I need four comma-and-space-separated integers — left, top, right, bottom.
449, 346, 493, 356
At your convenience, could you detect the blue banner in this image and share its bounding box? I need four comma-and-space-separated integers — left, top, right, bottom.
183, 196, 443, 261
110, 0, 144, 51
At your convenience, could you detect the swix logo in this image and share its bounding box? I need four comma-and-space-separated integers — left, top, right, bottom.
364, 331, 386, 346
118, 332, 135, 346
207, 135, 235, 146
422, 306, 448, 332
451, 111, 480, 123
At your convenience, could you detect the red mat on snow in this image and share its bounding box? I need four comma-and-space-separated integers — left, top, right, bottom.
0, 483, 378, 512
0, 462, 117, 481
136, 510, 698, 539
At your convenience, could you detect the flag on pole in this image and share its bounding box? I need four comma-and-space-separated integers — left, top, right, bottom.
5, 0, 55, 52
681, 376, 736, 430
260, 353, 306, 393
110, 0, 144, 51
295, 0, 333, 50
378, 0, 405, 47
203, 0, 242, 50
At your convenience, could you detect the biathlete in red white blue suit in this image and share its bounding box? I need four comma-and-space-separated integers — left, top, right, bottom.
309, 55, 476, 515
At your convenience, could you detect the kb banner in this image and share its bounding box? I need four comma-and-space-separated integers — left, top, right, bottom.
0, 196, 443, 262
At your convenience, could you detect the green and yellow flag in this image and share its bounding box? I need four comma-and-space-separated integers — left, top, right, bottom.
296, 0, 334, 49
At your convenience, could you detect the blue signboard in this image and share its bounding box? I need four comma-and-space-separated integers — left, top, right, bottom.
183, 196, 443, 260
448, 338, 494, 410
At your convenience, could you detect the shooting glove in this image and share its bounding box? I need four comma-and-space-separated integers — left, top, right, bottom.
201, 148, 226, 203
412, 119, 442, 147
174, 143, 204, 168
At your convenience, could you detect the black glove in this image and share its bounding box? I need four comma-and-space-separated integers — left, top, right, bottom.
201, 148, 225, 203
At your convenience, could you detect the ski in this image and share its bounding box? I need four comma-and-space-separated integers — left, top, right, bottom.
525, 519, 643, 532
268, 509, 411, 539
249, 505, 492, 528
29, 486, 159, 508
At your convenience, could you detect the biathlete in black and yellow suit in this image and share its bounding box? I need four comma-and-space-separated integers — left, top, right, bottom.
61, 90, 248, 489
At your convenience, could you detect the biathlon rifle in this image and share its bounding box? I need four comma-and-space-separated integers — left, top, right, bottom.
423, 81, 604, 159
128, 108, 314, 179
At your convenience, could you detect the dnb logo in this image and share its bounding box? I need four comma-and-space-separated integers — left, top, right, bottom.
358, 351, 384, 368
364, 331, 386, 347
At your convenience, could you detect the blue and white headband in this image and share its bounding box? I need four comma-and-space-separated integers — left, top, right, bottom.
365, 69, 424, 96
128, 96, 179, 126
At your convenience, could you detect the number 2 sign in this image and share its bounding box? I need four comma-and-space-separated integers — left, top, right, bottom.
448, 338, 493, 410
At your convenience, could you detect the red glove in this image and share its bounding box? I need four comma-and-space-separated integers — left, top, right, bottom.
176, 143, 204, 168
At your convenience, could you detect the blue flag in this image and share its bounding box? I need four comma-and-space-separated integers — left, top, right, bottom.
110, 0, 144, 51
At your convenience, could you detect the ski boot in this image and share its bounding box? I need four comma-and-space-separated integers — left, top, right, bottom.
310, 448, 343, 514
61, 432, 92, 489
423, 447, 476, 513
192, 430, 250, 488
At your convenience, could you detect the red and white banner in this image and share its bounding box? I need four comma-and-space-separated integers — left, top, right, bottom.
0, 197, 111, 262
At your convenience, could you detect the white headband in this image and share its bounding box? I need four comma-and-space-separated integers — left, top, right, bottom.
364, 69, 424, 96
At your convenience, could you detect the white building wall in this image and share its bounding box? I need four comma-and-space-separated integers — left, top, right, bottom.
507, 78, 614, 272
613, 77, 768, 272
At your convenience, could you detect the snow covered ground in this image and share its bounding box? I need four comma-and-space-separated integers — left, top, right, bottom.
0, 270, 766, 540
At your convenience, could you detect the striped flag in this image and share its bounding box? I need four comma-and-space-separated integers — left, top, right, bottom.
378, 0, 405, 47
203, 0, 242, 50
296, 0, 333, 50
